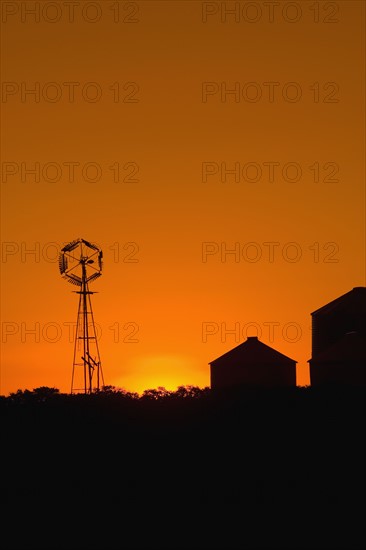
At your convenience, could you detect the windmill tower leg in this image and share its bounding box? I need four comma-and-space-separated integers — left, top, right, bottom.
71, 263, 103, 394
86, 290, 104, 390
71, 289, 84, 394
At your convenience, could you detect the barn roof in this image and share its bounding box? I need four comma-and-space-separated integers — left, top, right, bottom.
311, 287, 366, 316
209, 336, 297, 366
309, 331, 366, 363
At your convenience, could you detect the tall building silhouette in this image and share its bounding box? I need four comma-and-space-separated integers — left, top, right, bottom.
309, 287, 366, 385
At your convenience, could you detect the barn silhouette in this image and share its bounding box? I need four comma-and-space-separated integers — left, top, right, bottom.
209, 336, 297, 389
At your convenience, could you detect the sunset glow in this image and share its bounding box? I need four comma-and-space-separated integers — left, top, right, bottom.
1, 1, 365, 395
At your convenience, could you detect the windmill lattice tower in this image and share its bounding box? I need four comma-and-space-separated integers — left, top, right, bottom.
59, 238, 104, 394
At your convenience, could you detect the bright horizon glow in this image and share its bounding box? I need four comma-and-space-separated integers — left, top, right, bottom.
113, 354, 204, 394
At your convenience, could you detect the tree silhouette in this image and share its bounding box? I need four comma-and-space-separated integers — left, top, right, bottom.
1, 385, 365, 549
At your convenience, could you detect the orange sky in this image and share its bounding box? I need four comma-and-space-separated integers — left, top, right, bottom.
1, 0, 365, 395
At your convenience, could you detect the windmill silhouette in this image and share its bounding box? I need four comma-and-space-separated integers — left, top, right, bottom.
59, 238, 104, 393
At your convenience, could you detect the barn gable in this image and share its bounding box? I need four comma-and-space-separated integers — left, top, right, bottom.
209, 336, 297, 389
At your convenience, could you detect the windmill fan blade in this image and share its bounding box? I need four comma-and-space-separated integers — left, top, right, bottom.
87, 272, 101, 284
69, 278, 82, 286
65, 273, 82, 285
98, 252, 103, 270
82, 239, 99, 251
59, 253, 68, 274
62, 239, 80, 253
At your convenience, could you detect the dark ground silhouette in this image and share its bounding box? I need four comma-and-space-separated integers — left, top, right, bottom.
1, 385, 365, 549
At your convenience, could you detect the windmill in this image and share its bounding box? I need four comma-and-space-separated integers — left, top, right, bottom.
59, 238, 104, 394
